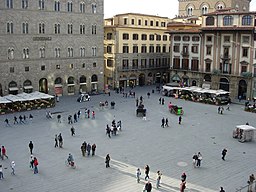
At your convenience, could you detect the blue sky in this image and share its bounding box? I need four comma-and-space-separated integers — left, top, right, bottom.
104, 0, 256, 18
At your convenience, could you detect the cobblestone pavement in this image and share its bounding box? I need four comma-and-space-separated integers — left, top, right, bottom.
0, 86, 255, 192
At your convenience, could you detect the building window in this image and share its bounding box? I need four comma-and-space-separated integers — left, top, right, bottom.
138, 19, 141, 25
39, 47, 45, 58
242, 47, 248, 57
54, 1, 60, 11
67, 47, 74, 57
191, 59, 199, 71
223, 16, 233, 26
161, 22, 166, 27
22, 22, 29, 34
163, 45, 166, 53
133, 45, 138, 53
106, 33, 112, 40
124, 18, 127, 25
206, 16, 214, 26
174, 36, 181, 41
131, 19, 135, 25
82, 63, 85, 68
80, 47, 85, 57
141, 34, 147, 40
216, 4, 224, 10
80, 24, 85, 34
56, 65, 60, 69
163, 35, 168, 41
68, 24, 73, 34
7, 22, 14, 34
23, 48, 29, 59
92, 3, 96, 13
55, 47, 60, 58
80, 2, 85, 13
38, 23, 45, 34
150, 20, 153, 26
7, 48, 14, 60
22, 0, 28, 9
145, 20, 148, 26
224, 36, 230, 43
141, 59, 147, 68
156, 21, 159, 26
69, 64, 74, 69
149, 45, 154, 53
191, 45, 198, 53
54, 24, 60, 34
133, 34, 138, 40
241, 66, 247, 73
10, 67, 14, 73
92, 24, 96, 34
192, 36, 199, 41
123, 33, 129, 40
93, 62, 96, 67
149, 59, 154, 68
39, 0, 45, 10
141, 45, 147, 53
205, 62, 211, 72
132, 59, 138, 69
25, 66, 29, 72
242, 15, 252, 26
92, 47, 97, 56
106, 46, 112, 53
173, 45, 180, 52
201, 6, 208, 15
122, 59, 129, 69
67, 1, 73, 12
156, 45, 161, 53
242, 36, 250, 43
187, 7, 193, 16
206, 36, 212, 42
122, 45, 129, 53
206, 46, 212, 55
107, 59, 113, 67
183, 36, 190, 41
6, 0, 13, 8
41, 65, 45, 71
149, 34, 154, 41
156, 35, 161, 41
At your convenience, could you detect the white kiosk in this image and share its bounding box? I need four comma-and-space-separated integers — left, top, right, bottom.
233, 125, 256, 143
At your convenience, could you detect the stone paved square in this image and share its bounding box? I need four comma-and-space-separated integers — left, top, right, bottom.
0, 86, 255, 192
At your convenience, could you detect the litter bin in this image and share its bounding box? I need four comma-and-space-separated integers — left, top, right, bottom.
177, 107, 182, 115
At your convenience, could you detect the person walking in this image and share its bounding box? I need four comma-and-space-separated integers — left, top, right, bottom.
33, 157, 39, 174
147, 92, 150, 98
105, 154, 110, 168
4, 118, 10, 126
81, 143, 86, 157
70, 126, 75, 136
181, 172, 186, 182
74, 113, 77, 123
179, 116, 182, 125
10, 161, 15, 175
87, 143, 91, 156
92, 144, 96, 156
28, 141, 34, 154
161, 98, 165, 105
106, 124, 111, 138
0, 165, 4, 180
144, 181, 152, 192
54, 134, 58, 148
180, 181, 186, 192
58, 133, 63, 148
136, 98, 139, 107
1, 146, 8, 160
192, 153, 198, 168
29, 155, 34, 170
159, 97, 161, 104
165, 118, 169, 127
161, 118, 165, 128
136, 168, 141, 183
92, 111, 95, 119
197, 152, 202, 167
248, 174, 255, 192
220, 187, 225, 192
145, 165, 150, 180
222, 148, 227, 161
156, 170, 162, 188
13, 116, 18, 124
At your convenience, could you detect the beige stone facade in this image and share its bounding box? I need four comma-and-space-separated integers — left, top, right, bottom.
178, 0, 251, 17
169, 10, 256, 100
0, 0, 104, 96
104, 13, 171, 89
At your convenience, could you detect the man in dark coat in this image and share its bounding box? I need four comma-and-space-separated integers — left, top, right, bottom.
29, 141, 34, 154
144, 181, 152, 192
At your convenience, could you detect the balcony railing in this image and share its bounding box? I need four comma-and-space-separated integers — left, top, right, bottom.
118, 64, 170, 72
221, 54, 231, 60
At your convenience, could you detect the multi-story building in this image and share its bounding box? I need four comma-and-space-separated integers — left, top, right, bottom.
0, 0, 104, 96
169, 9, 256, 100
104, 13, 171, 89
178, 0, 251, 17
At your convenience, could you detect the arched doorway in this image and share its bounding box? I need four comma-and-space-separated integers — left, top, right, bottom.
39, 78, 48, 93
79, 75, 87, 93
91, 74, 98, 93
192, 80, 197, 86
162, 73, 167, 84
67, 76, 75, 95
155, 73, 161, 84
147, 73, 153, 85
9, 81, 18, 95
129, 74, 136, 88
204, 74, 211, 82
182, 75, 189, 87
219, 78, 229, 92
54, 77, 63, 96
23, 79, 33, 93
238, 79, 247, 100
0, 83, 3, 96
138, 73, 145, 86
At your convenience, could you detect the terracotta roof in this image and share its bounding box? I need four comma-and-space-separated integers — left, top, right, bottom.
203, 10, 256, 16
201, 27, 254, 31
167, 28, 201, 34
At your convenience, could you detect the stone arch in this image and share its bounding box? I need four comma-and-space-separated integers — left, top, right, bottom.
238, 79, 247, 100
91, 74, 98, 82
55, 77, 63, 85
39, 78, 48, 93
219, 77, 229, 92
138, 73, 145, 86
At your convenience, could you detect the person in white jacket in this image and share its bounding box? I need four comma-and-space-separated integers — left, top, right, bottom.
11, 161, 15, 175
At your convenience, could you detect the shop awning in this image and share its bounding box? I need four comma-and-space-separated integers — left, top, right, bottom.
24, 86, 33, 89
54, 84, 63, 88
8, 87, 18, 91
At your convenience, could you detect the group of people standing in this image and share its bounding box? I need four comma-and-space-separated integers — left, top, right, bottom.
80, 141, 97, 157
